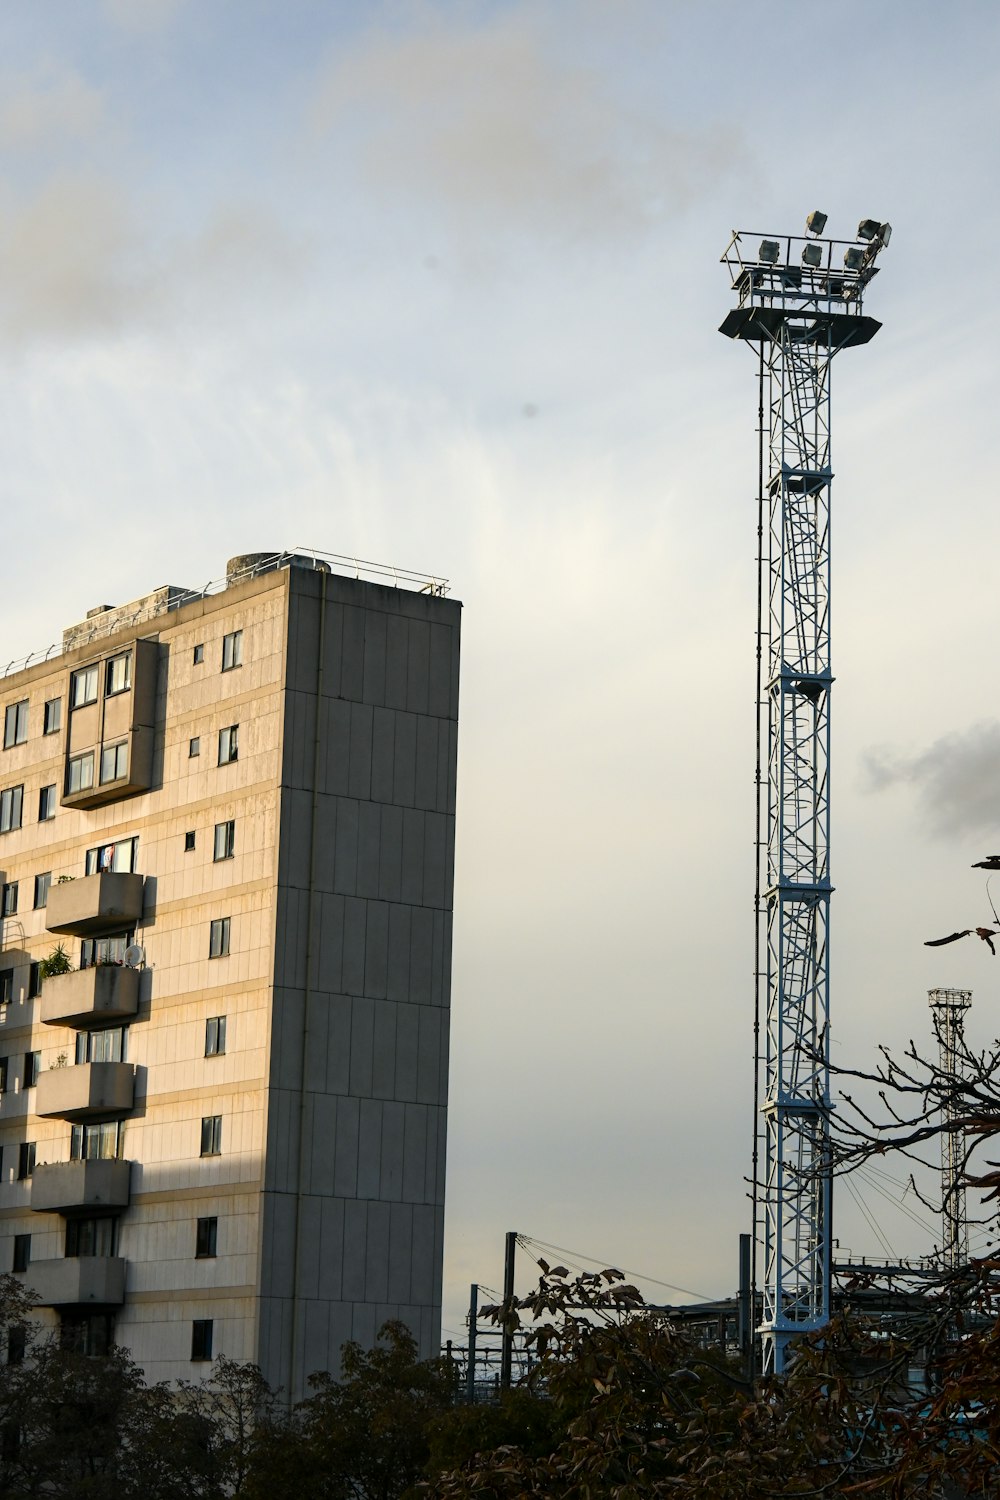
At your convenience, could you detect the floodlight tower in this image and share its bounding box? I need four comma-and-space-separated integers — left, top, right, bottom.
720, 214, 890, 1375
928, 987, 972, 1270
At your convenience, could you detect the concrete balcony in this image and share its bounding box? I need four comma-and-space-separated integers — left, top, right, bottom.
40, 965, 139, 1028
22, 1256, 126, 1307
35, 1061, 135, 1121
45, 872, 144, 938
31, 1159, 131, 1215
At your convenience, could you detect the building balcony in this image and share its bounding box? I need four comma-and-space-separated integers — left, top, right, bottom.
40, 965, 140, 1028
22, 1256, 126, 1307
45, 872, 144, 937
35, 1061, 135, 1121
30, 1159, 131, 1215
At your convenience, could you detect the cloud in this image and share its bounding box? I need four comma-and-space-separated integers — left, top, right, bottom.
0, 65, 104, 149
309, 7, 735, 241
0, 176, 299, 345
100, 0, 188, 31
862, 721, 1000, 838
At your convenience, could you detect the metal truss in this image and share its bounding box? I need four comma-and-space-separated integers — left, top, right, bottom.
928, 988, 972, 1270
720, 221, 886, 1375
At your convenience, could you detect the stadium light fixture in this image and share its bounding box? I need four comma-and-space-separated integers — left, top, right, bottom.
806, 211, 828, 236
759, 239, 780, 264
802, 243, 823, 268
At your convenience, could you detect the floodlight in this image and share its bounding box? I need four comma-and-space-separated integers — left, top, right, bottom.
879, 222, 892, 246
802, 243, 823, 268
857, 218, 882, 242
759, 239, 780, 264
843, 246, 864, 270
806, 211, 828, 236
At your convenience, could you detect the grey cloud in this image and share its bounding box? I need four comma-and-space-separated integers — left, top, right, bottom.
309, 10, 736, 240
0, 174, 300, 346
862, 721, 1000, 837
0, 66, 104, 149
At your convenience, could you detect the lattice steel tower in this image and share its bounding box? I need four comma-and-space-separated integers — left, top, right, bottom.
928, 987, 972, 1270
720, 214, 890, 1374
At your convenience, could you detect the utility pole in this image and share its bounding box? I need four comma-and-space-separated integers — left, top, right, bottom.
500, 1230, 516, 1391
466, 1283, 478, 1403
720, 211, 890, 1374
928, 988, 972, 1269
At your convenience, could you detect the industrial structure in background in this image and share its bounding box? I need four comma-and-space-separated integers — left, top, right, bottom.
720, 213, 890, 1375
929, 987, 972, 1269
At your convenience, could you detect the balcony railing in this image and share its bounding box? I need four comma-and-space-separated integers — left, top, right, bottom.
30, 1159, 131, 1214
45, 872, 144, 937
20, 1256, 126, 1307
40, 965, 140, 1028
35, 1061, 135, 1121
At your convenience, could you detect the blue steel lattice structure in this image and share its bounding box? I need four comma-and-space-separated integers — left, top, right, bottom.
720, 218, 889, 1375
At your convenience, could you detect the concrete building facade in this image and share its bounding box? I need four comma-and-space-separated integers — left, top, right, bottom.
0, 553, 460, 1398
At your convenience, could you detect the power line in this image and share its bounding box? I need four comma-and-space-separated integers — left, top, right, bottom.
517, 1234, 713, 1303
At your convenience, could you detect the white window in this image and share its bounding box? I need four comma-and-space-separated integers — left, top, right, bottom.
200, 1116, 222, 1155
213, 820, 235, 861
3, 700, 28, 748
38, 784, 56, 821
221, 630, 243, 672
70, 665, 99, 708
205, 1016, 227, 1056
85, 837, 138, 875
218, 725, 238, 765
0, 784, 23, 832
33, 872, 50, 909
105, 653, 131, 697
100, 741, 128, 784
66, 752, 94, 794
43, 698, 62, 735
209, 917, 230, 958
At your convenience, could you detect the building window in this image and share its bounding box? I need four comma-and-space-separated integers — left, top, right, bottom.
193, 644, 205, 665
218, 725, 238, 766
85, 837, 138, 875
191, 1319, 213, 1361
221, 630, 243, 672
23, 1052, 40, 1088
71, 1120, 121, 1161
17, 1142, 35, 1179
0, 972, 11, 1006
66, 1217, 115, 1257
213, 820, 235, 861
76, 1027, 127, 1064
33, 872, 51, 909
66, 752, 94, 795
99, 741, 128, 784
0, 1055, 8, 1091
12, 1235, 30, 1273
205, 1016, 227, 1057
3, 700, 28, 749
7, 1326, 26, 1365
200, 1115, 222, 1156
43, 697, 62, 735
80, 932, 132, 970
0, 785, 23, 833
189, 736, 200, 758
1, 882, 17, 918
195, 1217, 218, 1258
28, 962, 41, 999
104, 653, 131, 697
70, 665, 99, 708
208, 918, 230, 959
184, 831, 196, 852
59, 1313, 113, 1356
38, 784, 56, 821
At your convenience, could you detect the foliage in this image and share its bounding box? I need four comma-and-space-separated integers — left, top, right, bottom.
38, 943, 72, 979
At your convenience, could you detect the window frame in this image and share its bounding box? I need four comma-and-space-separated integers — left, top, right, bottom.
3, 700, 28, 749
205, 1016, 227, 1057
188, 736, 201, 758
195, 1217, 218, 1259
43, 697, 62, 736
66, 752, 95, 795
11, 1235, 30, 1274
104, 652, 132, 698
217, 725, 239, 766
200, 1115, 222, 1156
70, 665, 99, 709
1, 882, 17, 918
23, 1051, 40, 1088
38, 784, 56, 821
85, 837, 138, 875
193, 643, 205, 665
0, 784, 24, 833
17, 1142, 35, 1180
221, 630, 243, 672
191, 1319, 214, 1361
28, 962, 41, 1000
99, 740, 128, 785
208, 917, 230, 959
71, 1120, 122, 1161
33, 872, 51, 910
213, 820, 235, 862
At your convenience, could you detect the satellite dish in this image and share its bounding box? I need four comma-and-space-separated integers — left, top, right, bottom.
123, 945, 145, 969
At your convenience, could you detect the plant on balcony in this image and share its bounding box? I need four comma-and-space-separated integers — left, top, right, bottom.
39, 944, 72, 979
56, 875, 75, 884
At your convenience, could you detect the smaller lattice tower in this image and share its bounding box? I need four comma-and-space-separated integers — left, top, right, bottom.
928, 987, 972, 1270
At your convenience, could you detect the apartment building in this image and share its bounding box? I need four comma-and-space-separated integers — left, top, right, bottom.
0, 552, 460, 1399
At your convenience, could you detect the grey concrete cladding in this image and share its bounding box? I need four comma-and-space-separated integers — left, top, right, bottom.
262, 569, 460, 1400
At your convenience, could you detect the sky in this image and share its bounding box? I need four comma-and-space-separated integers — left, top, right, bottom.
2, 0, 1000, 1340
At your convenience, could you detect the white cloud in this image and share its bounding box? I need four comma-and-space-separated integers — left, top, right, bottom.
309, 7, 737, 241
863, 723, 1000, 839
0, 64, 104, 149
100, 0, 188, 32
